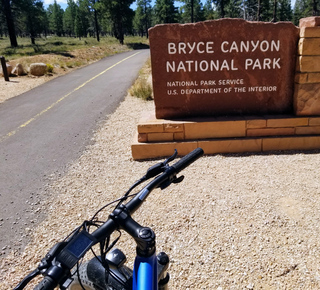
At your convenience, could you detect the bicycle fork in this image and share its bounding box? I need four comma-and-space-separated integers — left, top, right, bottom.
110, 205, 170, 290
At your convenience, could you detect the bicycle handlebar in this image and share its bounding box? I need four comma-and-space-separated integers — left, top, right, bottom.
92, 147, 204, 242
171, 147, 204, 173
33, 277, 56, 290
19, 148, 204, 290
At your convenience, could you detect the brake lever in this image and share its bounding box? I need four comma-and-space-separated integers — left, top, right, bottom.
145, 162, 165, 179
164, 149, 178, 165
160, 175, 184, 190
13, 242, 67, 290
172, 175, 184, 184
38, 242, 67, 271
13, 268, 41, 290
145, 149, 178, 179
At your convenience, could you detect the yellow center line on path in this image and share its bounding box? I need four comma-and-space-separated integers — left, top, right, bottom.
0, 51, 141, 143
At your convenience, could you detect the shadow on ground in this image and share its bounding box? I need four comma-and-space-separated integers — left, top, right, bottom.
126, 43, 150, 50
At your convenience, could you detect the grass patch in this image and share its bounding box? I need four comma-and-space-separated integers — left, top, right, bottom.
0, 36, 149, 74
129, 78, 153, 101
0, 36, 148, 60
129, 58, 153, 101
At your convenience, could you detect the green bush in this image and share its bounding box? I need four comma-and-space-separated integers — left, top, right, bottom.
46, 63, 54, 73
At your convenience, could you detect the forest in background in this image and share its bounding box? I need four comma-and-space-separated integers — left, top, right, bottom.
0, 0, 319, 48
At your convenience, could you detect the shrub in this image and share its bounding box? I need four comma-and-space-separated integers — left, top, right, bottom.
129, 77, 153, 101
46, 63, 54, 73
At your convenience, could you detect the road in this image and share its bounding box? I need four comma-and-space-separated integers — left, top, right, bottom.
0, 49, 150, 256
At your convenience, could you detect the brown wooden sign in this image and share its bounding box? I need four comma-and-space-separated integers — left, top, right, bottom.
149, 19, 299, 119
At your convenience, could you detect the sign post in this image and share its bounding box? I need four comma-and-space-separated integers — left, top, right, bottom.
0, 56, 10, 82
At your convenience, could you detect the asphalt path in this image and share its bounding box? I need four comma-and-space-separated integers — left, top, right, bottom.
0, 49, 150, 256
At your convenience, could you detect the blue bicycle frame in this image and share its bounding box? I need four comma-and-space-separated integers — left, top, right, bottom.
133, 254, 158, 290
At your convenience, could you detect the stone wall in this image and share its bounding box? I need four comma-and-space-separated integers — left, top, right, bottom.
294, 16, 320, 115
132, 113, 320, 159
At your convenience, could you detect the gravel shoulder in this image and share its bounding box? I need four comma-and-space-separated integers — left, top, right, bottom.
1, 77, 320, 289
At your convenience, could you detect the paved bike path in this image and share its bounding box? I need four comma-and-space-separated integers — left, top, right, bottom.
0, 49, 150, 256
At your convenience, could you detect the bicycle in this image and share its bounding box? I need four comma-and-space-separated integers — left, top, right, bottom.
14, 147, 204, 290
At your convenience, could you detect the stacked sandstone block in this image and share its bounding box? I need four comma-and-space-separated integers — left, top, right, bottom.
295, 16, 320, 115
132, 111, 320, 159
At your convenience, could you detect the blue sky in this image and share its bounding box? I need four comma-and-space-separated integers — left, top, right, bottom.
43, 0, 296, 12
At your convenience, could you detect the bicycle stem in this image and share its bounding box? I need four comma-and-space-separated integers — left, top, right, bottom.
109, 205, 156, 257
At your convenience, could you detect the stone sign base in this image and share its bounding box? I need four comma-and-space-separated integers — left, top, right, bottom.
131, 111, 320, 160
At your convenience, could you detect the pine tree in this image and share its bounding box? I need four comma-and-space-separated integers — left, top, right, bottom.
179, 0, 205, 23
64, 0, 77, 36
100, 0, 134, 44
278, 0, 292, 21
47, 1, 64, 36
212, 0, 227, 18
0, 6, 5, 37
15, 0, 46, 44
203, 0, 216, 19
244, 0, 258, 20
89, 0, 100, 41
75, 0, 90, 38
133, 0, 152, 37
292, 0, 315, 24
225, 0, 242, 18
312, 0, 319, 15
154, 0, 178, 23
2, 0, 18, 46
52, 0, 64, 36
259, 0, 272, 21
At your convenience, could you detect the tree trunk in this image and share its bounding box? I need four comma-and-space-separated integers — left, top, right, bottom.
27, 15, 36, 45
272, 0, 277, 22
191, 0, 194, 22
313, 0, 319, 16
94, 8, 100, 42
119, 24, 124, 45
220, 0, 225, 18
144, 3, 148, 38
2, 0, 18, 47
257, 0, 261, 21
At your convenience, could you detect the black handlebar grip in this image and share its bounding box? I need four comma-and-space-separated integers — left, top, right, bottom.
171, 148, 204, 173
33, 276, 57, 290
